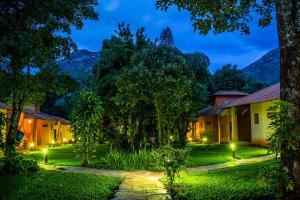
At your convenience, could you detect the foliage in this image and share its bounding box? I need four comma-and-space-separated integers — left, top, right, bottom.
156, 0, 275, 35
0, 0, 98, 154
211, 64, 246, 93
242, 77, 268, 94
155, 145, 190, 197
266, 100, 300, 194
71, 90, 103, 166
0, 111, 5, 150
93, 24, 203, 149
0, 169, 122, 200
175, 161, 276, 200
2, 153, 39, 174
96, 148, 160, 170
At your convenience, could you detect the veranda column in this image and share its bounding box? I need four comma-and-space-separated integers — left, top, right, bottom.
230, 107, 238, 141
217, 115, 221, 144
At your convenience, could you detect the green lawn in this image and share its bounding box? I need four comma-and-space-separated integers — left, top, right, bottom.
27, 143, 268, 170
0, 169, 122, 200
175, 160, 276, 200
186, 143, 268, 167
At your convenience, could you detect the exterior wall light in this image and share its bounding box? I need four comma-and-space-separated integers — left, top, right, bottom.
28, 119, 32, 124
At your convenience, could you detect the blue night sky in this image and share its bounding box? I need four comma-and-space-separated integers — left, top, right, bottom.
70, 0, 279, 72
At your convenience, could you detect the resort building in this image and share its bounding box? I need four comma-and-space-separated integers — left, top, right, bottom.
187, 83, 280, 145
0, 103, 73, 150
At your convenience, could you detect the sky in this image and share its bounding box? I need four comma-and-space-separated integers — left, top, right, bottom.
70, 0, 279, 72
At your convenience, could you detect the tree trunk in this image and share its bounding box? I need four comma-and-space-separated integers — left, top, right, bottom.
154, 99, 163, 146
276, 0, 300, 197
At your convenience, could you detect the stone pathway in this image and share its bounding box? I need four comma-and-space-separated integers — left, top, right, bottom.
187, 155, 273, 172
40, 155, 273, 200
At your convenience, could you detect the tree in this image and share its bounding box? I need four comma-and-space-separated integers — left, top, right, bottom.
242, 77, 268, 94
0, 111, 5, 150
0, 0, 98, 155
211, 64, 245, 93
156, 0, 300, 196
71, 90, 103, 167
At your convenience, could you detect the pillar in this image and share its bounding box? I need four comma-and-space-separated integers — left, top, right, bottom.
218, 115, 221, 144
231, 107, 238, 141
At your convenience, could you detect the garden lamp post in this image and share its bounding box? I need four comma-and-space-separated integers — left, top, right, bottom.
231, 143, 236, 158
63, 138, 67, 145
30, 142, 34, 151
43, 148, 48, 164
51, 140, 55, 148
203, 137, 207, 145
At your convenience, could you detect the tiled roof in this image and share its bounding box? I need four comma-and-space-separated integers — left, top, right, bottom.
213, 90, 249, 96
24, 111, 70, 125
198, 100, 234, 116
0, 102, 7, 109
223, 83, 280, 108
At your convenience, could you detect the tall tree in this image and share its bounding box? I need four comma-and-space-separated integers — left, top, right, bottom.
0, 0, 98, 154
156, 0, 300, 196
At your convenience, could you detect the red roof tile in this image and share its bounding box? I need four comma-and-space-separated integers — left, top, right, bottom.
224, 83, 280, 107
213, 90, 249, 96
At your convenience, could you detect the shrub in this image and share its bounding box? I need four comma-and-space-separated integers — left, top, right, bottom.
72, 90, 103, 167
155, 145, 190, 198
96, 148, 159, 170
0, 111, 5, 150
2, 153, 39, 174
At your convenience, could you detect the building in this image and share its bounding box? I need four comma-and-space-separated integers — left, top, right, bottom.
187, 83, 280, 145
0, 103, 73, 150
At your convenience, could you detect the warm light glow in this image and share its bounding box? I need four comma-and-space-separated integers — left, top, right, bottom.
231, 143, 235, 150
170, 136, 173, 140
51, 140, 55, 144
43, 148, 47, 155
30, 143, 34, 148
63, 138, 66, 142
188, 137, 193, 141
71, 138, 75, 142
203, 137, 207, 142
78, 137, 81, 141
28, 119, 32, 124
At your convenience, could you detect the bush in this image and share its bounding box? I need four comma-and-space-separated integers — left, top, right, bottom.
2, 153, 39, 174
95, 148, 160, 170
155, 145, 190, 198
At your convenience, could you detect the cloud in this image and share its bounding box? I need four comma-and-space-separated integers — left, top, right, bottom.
104, 0, 119, 11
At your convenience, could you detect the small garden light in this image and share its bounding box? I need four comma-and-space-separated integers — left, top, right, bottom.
51, 140, 55, 148
203, 137, 207, 145
30, 142, 34, 150
43, 148, 48, 164
231, 143, 236, 158
71, 138, 75, 142
63, 138, 66, 144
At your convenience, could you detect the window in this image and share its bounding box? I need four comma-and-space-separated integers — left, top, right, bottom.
206, 121, 211, 125
254, 113, 259, 124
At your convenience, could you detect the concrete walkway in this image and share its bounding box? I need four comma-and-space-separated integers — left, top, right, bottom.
187, 155, 273, 172
40, 155, 273, 200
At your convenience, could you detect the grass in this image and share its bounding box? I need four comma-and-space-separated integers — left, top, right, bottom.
186, 143, 268, 167
175, 160, 277, 200
0, 169, 122, 200
27, 143, 268, 170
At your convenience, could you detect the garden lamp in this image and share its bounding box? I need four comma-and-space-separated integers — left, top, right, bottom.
43, 148, 48, 164
231, 143, 236, 158
30, 142, 34, 150
203, 137, 207, 145
51, 140, 55, 148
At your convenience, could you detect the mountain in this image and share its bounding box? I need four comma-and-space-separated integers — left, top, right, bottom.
57, 49, 99, 79
157, 27, 175, 47
242, 48, 280, 84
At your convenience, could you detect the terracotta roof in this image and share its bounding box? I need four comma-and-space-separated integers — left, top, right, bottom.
223, 83, 280, 108
213, 90, 249, 96
24, 111, 70, 125
0, 102, 7, 109
198, 100, 234, 116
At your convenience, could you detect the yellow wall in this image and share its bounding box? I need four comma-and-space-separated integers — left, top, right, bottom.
0, 109, 6, 139
250, 101, 275, 145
